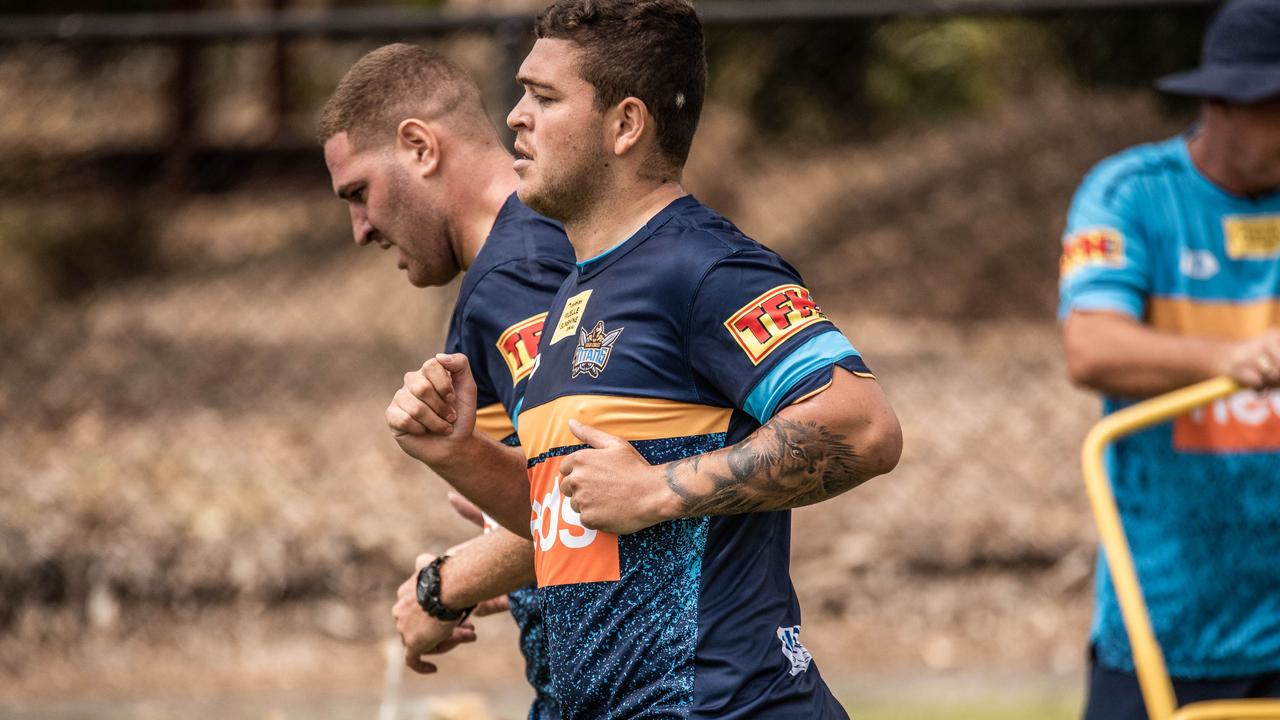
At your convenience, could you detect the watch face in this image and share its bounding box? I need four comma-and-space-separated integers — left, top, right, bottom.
416, 565, 432, 608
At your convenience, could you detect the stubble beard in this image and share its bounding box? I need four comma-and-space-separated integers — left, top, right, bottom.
388, 164, 456, 288
522, 143, 610, 225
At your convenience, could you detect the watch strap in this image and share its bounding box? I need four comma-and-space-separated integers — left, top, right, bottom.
415, 555, 477, 622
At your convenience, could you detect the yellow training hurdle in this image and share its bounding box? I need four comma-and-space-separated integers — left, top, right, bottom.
1081, 376, 1280, 720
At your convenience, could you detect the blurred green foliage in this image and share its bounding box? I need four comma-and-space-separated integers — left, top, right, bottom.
1053, 6, 1213, 112
0, 201, 155, 322
1053, 7, 1212, 89
707, 23, 874, 139
866, 17, 1049, 127
708, 7, 1211, 140
0, 4, 1216, 308
0, 0, 170, 13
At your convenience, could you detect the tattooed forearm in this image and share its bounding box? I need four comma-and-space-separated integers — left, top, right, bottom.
663, 418, 867, 517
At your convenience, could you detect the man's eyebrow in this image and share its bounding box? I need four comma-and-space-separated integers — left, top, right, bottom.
517, 74, 556, 92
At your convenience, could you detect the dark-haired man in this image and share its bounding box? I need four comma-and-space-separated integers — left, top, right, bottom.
319, 43, 574, 718
387, 2, 902, 717
1058, 1, 1280, 717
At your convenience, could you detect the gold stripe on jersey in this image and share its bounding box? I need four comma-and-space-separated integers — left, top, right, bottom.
475, 402, 516, 442
1148, 297, 1280, 340
517, 395, 733, 459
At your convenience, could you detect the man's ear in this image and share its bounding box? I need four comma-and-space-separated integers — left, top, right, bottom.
609, 97, 649, 158
396, 118, 441, 177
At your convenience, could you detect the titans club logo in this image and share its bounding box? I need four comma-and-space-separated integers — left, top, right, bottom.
571, 321, 623, 378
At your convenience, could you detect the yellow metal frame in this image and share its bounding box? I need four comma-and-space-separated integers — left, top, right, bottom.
1081, 376, 1280, 720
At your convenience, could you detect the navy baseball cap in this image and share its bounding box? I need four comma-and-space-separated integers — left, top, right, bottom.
1156, 0, 1280, 104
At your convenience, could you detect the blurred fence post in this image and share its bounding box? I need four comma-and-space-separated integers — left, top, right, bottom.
494, 17, 529, 150
165, 0, 203, 187
268, 0, 291, 142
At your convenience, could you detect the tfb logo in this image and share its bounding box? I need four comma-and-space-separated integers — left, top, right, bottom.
497, 312, 547, 385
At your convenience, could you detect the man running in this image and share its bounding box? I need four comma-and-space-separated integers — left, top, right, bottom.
319, 43, 574, 718
387, 3, 902, 716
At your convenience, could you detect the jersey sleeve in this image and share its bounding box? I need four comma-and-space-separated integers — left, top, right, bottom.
1058, 164, 1150, 322
456, 259, 566, 428
688, 250, 873, 424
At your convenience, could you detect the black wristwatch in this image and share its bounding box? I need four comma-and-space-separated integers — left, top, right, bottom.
415, 555, 477, 622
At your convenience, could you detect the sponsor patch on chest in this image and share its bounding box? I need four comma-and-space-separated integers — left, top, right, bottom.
551, 289, 593, 345
724, 284, 829, 365
1224, 215, 1280, 259
1179, 249, 1220, 280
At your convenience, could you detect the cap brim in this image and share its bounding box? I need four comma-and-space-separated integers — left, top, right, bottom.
1157, 64, 1280, 104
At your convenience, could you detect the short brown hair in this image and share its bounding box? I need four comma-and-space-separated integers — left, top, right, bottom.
318, 43, 491, 149
535, 0, 706, 171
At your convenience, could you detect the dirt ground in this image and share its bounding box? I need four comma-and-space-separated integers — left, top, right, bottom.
0, 77, 1189, 716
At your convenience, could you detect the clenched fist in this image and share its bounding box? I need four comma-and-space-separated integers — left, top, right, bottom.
387, 353, 479, 469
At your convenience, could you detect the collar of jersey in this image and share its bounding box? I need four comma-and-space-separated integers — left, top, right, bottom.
487, 192, 525, 234
1177, 133, 1280, 205
469, 193, 524, 272
576, 194, 699, 279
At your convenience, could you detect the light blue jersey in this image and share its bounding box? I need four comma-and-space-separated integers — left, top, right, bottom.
1059, 135, 1280, 678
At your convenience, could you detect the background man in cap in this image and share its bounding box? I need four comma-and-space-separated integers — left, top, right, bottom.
1058, 0, 1280, 717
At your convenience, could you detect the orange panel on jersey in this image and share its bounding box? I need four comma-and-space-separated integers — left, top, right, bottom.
517, 395, 733, 459
1148, 297, 1280, 340
1173, 390, 1280, 452
474, 402, 515, 442
529, 457, 620, 587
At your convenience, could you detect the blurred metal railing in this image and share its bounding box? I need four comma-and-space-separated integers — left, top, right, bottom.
0, 0, 1221, 43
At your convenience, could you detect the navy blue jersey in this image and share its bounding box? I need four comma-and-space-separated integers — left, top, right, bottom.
445, 194, 576, 444
443, 193, 574, 720
516, 195, 871, 719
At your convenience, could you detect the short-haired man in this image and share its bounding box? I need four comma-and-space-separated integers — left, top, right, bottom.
387, 2, 903, 717
319, 43, 574, 718
1059, 1, 1280, 717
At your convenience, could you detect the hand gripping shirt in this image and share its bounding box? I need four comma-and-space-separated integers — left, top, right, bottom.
1059, 136, 1280, 678
443, 193, 575, 719
515, 195, 872, 719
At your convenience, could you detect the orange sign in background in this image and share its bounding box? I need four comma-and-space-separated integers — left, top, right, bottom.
528, 457, 620, 587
